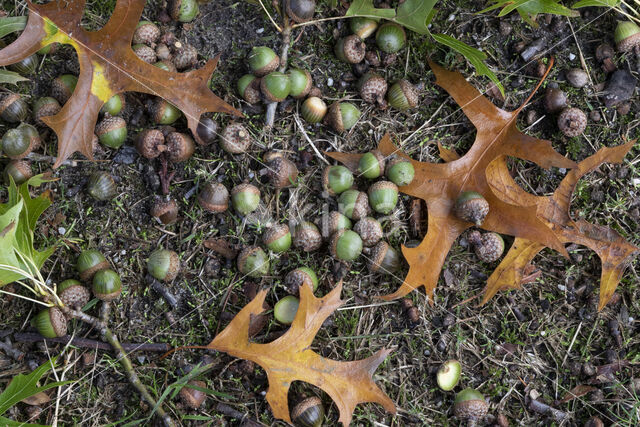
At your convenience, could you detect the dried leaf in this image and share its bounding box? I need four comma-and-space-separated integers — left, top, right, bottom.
208, 283, 396, 425
328, 60, 577, 303
0, 0, 241, 167
559, 384, 596, 403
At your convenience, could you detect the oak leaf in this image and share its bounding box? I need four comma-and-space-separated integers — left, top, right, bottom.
207, 283, 396, 425
0, 0, 240, 167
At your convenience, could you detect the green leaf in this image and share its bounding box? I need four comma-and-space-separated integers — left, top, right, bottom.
479, 0, 578, 26
0, 70, 29, 85
430, 33, 504, 96
0, 16, 27, 39
345, 0, 437, 34
573, 0, 620, 7
345, 0, 396, 20
0, 415, 50, 427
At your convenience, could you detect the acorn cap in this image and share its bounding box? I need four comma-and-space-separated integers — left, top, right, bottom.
179, 380, 206, 408
294, 221, 323, 252
557, 107, 587, 137
136, 129, 166, 159
133, 20, 161, 46
368, 241, 401, 273
173, 43, 198, 70
285, 267, 318, 295
150, 198, 179, 224
291, 396, 324, 427
198, 182, 229, 213
133, 43, 157, 63
165, 132, 195, 162
220, 123, 251, 154
614, 20, 640, 52
454, 191, 489, 226
454, 388, 488, 419
335, 34, 366, 63
353, 217, 383, 247
51, 74, 77, 104
32, 307, 67, 338
57, 279, 91, 308
267, 155, 299, 188
358, 72, 388, 105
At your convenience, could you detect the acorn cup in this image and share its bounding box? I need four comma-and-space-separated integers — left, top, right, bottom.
334, 34, 366, 63
263, 223, 292, 253
33, 97, 61, 125
101, 93, 125, 116
237, 74, 261, 104
0, 94, 29, 123
338, 189, 370, 220
350, 17, 378, 39
220, 123, 251, 154
358, 72, 387, 105
231, 183, 260, 215
326, 102, 361, 133
454, 191, 489, 226
92, 269, 122, 302
133, 43, 157, 63
330, 229, 363, 262
87, 172, 117, 201
96, 116, 127, 149
133, 20, 161, 46
261, 71, 291, 102
358, 150, 385, 179
368, 241, 401, 274
2, 123, 41, 159
284, 0, 316, 23
32, 307, 67, 338
294, 221, 323, 252
325, 211, 352, 237
198, 182, 229, 213
136, 129, 166, 159
57, 279, 91, 309
167, 0, 199, 22
291, 396, 324, 427
165, 132, 195, 162
172, 43, 198, 70
266, 153, 299, 188
467, 231, 505, 263
51, 74, 78, 104
387, 79, 419, 110
301, 97, 327, 124
353, 217, 383, 247
376, 23, 406, 53
285, 267, 318, 295
76, 249, 110, 282
4, 160, 32, 184
454, 388, 489, 422
151, 197, 179, 224
147, 249, 181, 282
614, 20, 640, 52
237, 246, 270, 278
368, 180, 398, 214
385, 156, 415, 186
248, 46, 280, 77
288, 68, 313, 99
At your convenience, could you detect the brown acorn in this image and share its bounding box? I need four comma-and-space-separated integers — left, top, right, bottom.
136, 129, 167, 159
198, 182, 229, 213
165, 132, 195, 162
353, 217, 383, 247
33, 97, 61, 126
196, 117, 218, 145
172, 42, 198, 70
294, 221, 323, 252
454, 388, 488, 421
335, 34, 366, 64
150, 197, 179, 224
543, 88, 568, 114
133, 21, 161, 46
285, 0, 316, 23
133, 43, 157, 64
50, 75, 77, 104
219, 123, 251, 154
155, 43, 172, 61
467, 230, 504, 263
179, 380, 206, 408
266, 153, 299, 188
358, 72, 387, 105
558, 107, 587, 137
454, 191, 489, 226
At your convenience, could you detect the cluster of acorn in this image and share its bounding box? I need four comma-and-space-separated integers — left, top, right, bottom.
436, 359, 489, 423
31, 249, 122, 338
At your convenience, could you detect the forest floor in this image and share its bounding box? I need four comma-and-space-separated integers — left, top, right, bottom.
0, 0, 639, 426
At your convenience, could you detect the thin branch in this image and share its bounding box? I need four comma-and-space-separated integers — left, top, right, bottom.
13, 332, 171, 353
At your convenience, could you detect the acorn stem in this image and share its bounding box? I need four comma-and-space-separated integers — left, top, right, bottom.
265, 14, 292, 129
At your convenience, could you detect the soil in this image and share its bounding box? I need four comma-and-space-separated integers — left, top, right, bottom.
0, 0, 639, 426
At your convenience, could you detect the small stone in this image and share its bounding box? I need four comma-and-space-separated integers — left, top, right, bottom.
568, 53, 576, 61
327, 77, 334, 87
565, 68, 589, 88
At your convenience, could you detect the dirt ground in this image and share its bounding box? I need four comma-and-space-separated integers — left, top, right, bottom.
0, 0, 639, 426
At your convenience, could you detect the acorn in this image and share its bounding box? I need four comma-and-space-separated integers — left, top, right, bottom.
353, 217, 383, 247
338, 189, 370, 220
165, 132, 195, 162
326, 211, 352, 237
454, 191, 489, 226
248, 46, 280, 77
368, 181, 398, 214
4, 160, 33, 184
198, 182, 229, 213
285, 267, 318, 295
219, 122, 251, 154
294, 221, 323, 252
147, 249, 181, 282
274, 295, 299, 324
263, 223, 292, 253
154, 60, 177, 72
467, 230, 504, 263
231, 183, 260, 215
101, 93, 125, 116
368, 241, 401, 273
87, 172, 117, 201
2, 123, 40, 159
92, 269, 122, 302
358, 72, 387, 105
57, 279, 90, 308
237, 246, 270, 278
330, 229, 363, 262
326, 102, 361, 133
301, 97, 327, 124
133, 20, 161, 46
151, 197, 179, 224
150, 98, 182, 125
76, 249, 110, 282
387, 79, 419, 110
179, 380, 206, 408
33, 97, 61, 125
436, 359, 461, 391
334, 34, 366, 64
288, 68, 313, 99
358, 150, 385, 179
266, 154, 299, 188
350, 17, 378, 39
557, 107, 587, 137
32, 308, 67, 338
96, 116, 127, 149
386, 156, 414, 186
284, 0, 316, 23
155, 43, 172, 61
261, 71, 291, 102
196, 117, 218, 145
172, 43, 198, 70
167, 0, 199, 22
291, 396, 324, 427
454, 388, 488, 421
543, 88, 567, 114
136, 129, 166, 159
376, 23, 406, 53
133, 43, 157, 64
0, 94, 29, 123
614, 20, 640, 52
8, 53, 39, 75
237, 74, 262, 104
51, 74, 77, 104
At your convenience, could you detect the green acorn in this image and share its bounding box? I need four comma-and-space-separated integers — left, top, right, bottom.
133, 20, 161, 46
376, 23, 406, 53
330, 229, 363, 262
87, 172, 117, 201
385, 156, 415, 186
167, 0, 199, 22
147, 249, 181, 282
101, 93, 125, 116
2, 123, 40, 159
51, 74, 78, 104
261, 71, 291, 102
198, 182, 229, 213
291, 396, 324, 427
350, 17, 378, 39
387, 79, 419, 110
301, 96, 327, 124
33, 97, 61, 125
231, 183, 260, 215
96, 116, 127, 149
32, 308, 67, 338
150, 98, 182, 125
334, 34, 366, 63
37, 42, 58, 55
358, 150, 385, 179
220, 122, 252, 154
368, 180, 398, 214
353, 217, 383, 247
154, 60, 177, 72
285, 267, 318, 295
436, 359, 461, 391
263, 223, 292, 253
326, 211, 352, 237
338, 189, 370, 220
326, 102, 361, 133
237, 246, 270, 278
4, 160, 32, 184
294, 221, 323, 252
274, 295, 299, 325
92, 269, 122, 302
454, 388, 488, 421
284, 0, 316, 23
237, 74, 261, 104
368, 241, 401, 274
0, 94, 29, 123
248, 46, 280, 77
76, 249, 110, 282
57, 279, 91, 308
288, 68, 312, 99
467, 231, 505, 263
133, 43, 157, 63
8, 53, 39, 75
454, 191, 489, 226
614, 20, 640, 52
322, 165, 354, 195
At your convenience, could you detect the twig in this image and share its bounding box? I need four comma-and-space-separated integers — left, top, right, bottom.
26, 152, 78, 167
215, 403, 264, 427
527, 398, 567, 421
13, 332, 171, 353
147, 275, 178, 308
0, 338, 24, 360
265, 18, 292, 128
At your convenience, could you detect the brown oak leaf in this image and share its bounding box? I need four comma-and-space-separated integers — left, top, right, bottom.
0, 0, 240, 167
207, 283, 396, 425
327, 60, 576, 303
